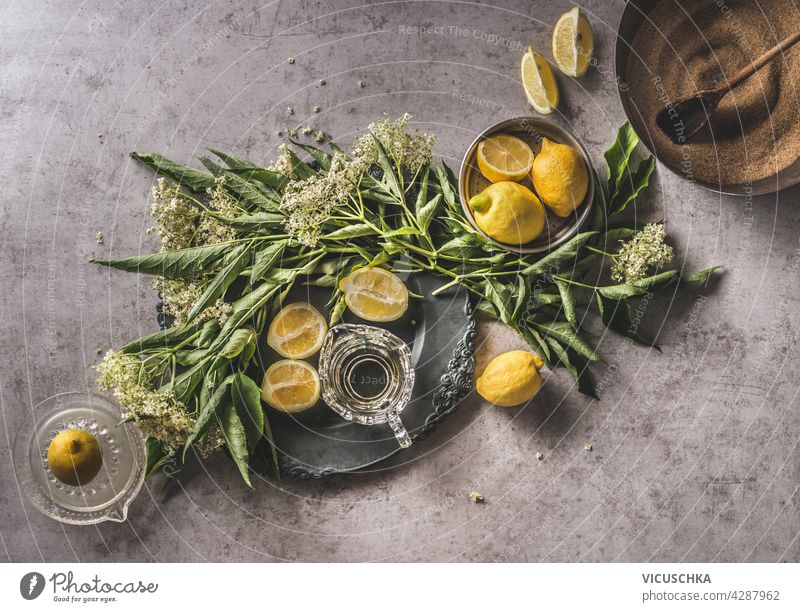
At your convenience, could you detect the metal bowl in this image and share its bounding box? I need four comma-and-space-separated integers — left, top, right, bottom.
458, 117, 596, 255
614, 0, 800, 196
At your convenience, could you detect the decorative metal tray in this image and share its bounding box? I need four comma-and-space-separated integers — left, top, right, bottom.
159, 274, 475, 479
257, 274, 475, 478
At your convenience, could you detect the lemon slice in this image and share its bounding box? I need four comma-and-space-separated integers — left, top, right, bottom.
552, 6, 594, 77
267, 302, 327, 359
261, 359, 320, 413
476, 134, 535, 183
339, 267, 408, 322
520, 46, 559, 114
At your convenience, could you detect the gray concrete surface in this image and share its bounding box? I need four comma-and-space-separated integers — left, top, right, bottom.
1, 0, 799, 562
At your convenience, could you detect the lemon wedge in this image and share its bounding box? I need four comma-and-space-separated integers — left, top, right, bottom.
552, 6, 594, 77
520, 46, 559, 114
339, 267, 408, 322
476, 134, 535, 183
261, 359, 321, 413
267, 302, 327, 359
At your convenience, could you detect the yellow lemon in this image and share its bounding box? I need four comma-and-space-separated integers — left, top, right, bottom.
476, 134, 534, 183
530, 137, 589, 218
261, 359, 321, 413
467, 181, 545, 245
520, 46, 559, 114
47, 429, 103, 486
267, 302, 327, 359
339, 267, 408, 322
553, 6, 594, 78
476, 350, 545, 407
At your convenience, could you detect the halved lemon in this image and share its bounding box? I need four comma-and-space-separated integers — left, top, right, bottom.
267, 302, 327, 359
476, 134, 535, 183
339, 267, 408, 322
520, 46, 559, 114
552, 6, 594, 78
261, 359, 320, 413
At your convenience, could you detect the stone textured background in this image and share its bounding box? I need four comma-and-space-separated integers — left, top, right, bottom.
1, 0, 798, 562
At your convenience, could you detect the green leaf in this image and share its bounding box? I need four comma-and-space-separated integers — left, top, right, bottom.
289, 139, 333, 170
175, 348, 209, 366
679, 265, 721, 288
170, 361, 207, 405
328, 292, 347, 326
433, 163, 458, 210
232, 372, 265, 453
119, 323, 199, 354
383, 226, 421, 238
603, 122, 639, 199
207, 148, 257, 170
221, 170, 280, 210
220, 327, 257, 359
131, 152, 215, 193
545, 338, 598, 398
595, 293, 658, 348
554, 278, 577, 328
197, 319, 220, 347
95, 243, 232, 279
598, 270, 676, 300
485, 280, 515, 326
521, 232, 597, 276
185, 243, 252, 322
533, 320, 601, 362
285, 148, 316, 180
610, 156, 656, 216
250, 241, 287, 284
512, 274, 531, 321
414, 167, 430, 216
218, 401, 253, 488
322, 224, 376, 240
145, 437, 169, 479
208, 280, 285, 353
416, 193, 442, 234
372, 135, 403, 199
212, 212, 284, 232
226, 167, 288, 193
520, 326, 551, 362
183, 373, 233, 461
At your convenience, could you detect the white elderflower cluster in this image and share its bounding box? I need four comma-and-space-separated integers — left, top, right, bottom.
352, 113, 435, 173
280, 152, 365, 246
96, 351, 226, 456
96, 351, 193, 455
611, 223, 674, 284
153, 277, 232, 326
148, 178, 197, 250
199, 177, 238, 244
267, 143, 298, 179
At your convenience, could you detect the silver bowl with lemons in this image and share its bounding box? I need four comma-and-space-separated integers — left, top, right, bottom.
458, 117, 596, 255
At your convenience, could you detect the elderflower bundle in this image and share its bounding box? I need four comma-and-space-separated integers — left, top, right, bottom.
611, 223, 674, 284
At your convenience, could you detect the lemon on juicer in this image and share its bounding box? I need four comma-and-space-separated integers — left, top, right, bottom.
467, 181, 545, 245
530, 137, 588, 218
47, 429, 103, 486
476, 350, 545, 407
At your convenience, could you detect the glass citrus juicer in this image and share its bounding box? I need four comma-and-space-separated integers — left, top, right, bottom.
13, 392, 147, 525
318, 324, 415, 448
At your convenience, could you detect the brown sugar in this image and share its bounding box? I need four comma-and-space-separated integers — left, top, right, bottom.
624, 0, 800, 187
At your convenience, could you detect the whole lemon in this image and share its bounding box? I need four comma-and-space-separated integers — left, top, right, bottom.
476, 350, 545, 406
531, 138, 589, 218
467, 181, 545, 245
47, 429, 103, 486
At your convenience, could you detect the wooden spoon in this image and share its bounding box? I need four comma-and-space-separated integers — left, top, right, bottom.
656, 30, 800, 144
